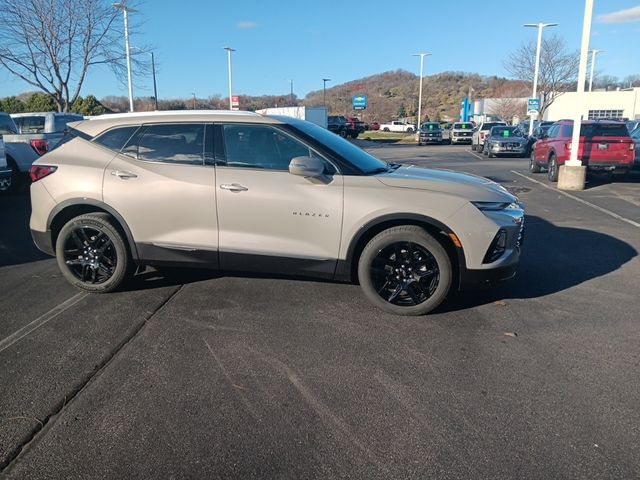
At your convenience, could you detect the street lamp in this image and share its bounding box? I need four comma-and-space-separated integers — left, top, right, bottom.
290, 79, 294, 106
524, 22, 558, 135
192, 93, 196, 110
588, 49, 604, 92
113, 3, 137, 112
223, 47, 235, 110
413, 53, 431, 138
322, 78, 331, 108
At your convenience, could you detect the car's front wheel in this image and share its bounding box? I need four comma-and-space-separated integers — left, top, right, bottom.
357, 226, 452, 315
56, 213, 131, 293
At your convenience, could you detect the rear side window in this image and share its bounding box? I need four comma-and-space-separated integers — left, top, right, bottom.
15, 116, 45, 133
95, 126, 140, 151
127, 123, 205, 166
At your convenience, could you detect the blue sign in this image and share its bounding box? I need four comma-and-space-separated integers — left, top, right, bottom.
353, 95, 367, 110
527, 98, 541, 114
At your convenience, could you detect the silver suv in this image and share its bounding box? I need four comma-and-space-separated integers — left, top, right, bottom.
30, 111, 524, 315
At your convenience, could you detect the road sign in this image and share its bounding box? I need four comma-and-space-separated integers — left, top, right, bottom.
352, 95, 367, 110
231, 95, 240, 111
527, 98, 541, 116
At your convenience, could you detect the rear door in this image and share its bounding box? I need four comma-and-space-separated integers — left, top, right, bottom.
103, 123, 218, 264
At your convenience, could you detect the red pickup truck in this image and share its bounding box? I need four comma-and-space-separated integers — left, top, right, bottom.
530, 120, 635, 181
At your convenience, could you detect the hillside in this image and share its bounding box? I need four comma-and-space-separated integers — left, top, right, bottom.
302, 70, 529, 123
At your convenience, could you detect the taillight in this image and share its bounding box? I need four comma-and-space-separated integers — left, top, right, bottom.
29, 165, 57, 182
30, 139, 49, 156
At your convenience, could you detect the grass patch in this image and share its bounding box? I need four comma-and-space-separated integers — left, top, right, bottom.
358, 131, 417, 143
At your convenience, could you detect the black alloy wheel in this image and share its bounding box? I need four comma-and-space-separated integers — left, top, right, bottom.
62, 226, 117, 284
548, 153, 559, 182
529, 151, 541, 173
358, 226, 452, 315
56, 213, 130, 292
370, 242, 440, 307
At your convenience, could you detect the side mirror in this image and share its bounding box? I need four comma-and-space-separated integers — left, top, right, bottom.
289, 156, 324, 177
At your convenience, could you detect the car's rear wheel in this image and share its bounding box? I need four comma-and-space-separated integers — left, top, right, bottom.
406, 127, 414, 134
529, 151, 542, 173
547, 153, 559, 182
471, 143, 477, 151
383, 127, 390, 132
56, 213, 130, 293
358, 226, 452, 316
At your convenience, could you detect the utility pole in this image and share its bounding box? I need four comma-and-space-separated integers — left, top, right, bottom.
113, 3, 137, 112
412, 53, 432, 139
223, 47, 235, 110
322, 78, 331, 108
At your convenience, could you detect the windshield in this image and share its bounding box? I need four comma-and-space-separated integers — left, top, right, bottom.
283, 117, 389, 174
453, 123, 473, 129
421, 123, 440, 130
565, 123, 631, 138
491, 126, 524, 137
482, 122, 505, 131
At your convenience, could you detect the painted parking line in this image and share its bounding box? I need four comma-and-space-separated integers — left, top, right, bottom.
0, 292, 88, 354
511, 170, 640, 229
467, 150, 485, 160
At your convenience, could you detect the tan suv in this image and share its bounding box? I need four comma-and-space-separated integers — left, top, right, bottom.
30, 111, 524, 315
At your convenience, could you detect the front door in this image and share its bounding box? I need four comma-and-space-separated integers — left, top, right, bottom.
215, 123, 343, 278
103, 122, 218, 265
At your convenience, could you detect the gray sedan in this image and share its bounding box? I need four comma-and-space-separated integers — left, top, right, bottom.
483, 126, 528, 158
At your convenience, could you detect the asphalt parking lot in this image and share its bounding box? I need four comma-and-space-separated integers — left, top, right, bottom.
1, 144, 639, 479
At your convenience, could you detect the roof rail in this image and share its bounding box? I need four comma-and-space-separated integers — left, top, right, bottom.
89, 110, 260, 120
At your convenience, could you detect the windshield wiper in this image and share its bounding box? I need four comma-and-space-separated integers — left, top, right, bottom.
367, 163, 401, 175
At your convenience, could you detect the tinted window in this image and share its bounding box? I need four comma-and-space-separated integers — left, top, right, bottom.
0, 115, 18, 134
547, 125, 561, 138
131, 124, 205, 165
284, 118, 387, 174
222, 124, 334, 173
631, 127, 640, 140
421, 123, 440, 130
481, 122, 505, 131
95, 126, 140, 151
563, 123, 630, 138
15, 116, 45, 133
491, 127, 523, 137
53, 115, 82, 132
453, 123, 472, 129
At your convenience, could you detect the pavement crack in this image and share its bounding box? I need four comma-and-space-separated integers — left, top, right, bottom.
0, 285, 184, 474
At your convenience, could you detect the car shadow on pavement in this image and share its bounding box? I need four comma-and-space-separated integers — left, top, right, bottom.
439, 214, 637, 312
0, 190, 49, 267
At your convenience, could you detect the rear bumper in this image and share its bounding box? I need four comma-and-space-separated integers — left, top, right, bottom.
31, 229, 55, 256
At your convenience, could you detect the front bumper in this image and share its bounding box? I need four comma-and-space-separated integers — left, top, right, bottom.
0, 168, 11, 191
419, 135, 442, 144
451, 135, 473, 143
490, 144, 526, 155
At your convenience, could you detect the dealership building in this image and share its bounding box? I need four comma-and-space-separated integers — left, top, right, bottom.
472, 87, 640, 123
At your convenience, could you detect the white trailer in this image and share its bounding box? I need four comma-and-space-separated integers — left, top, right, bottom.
255, 106, 328, 129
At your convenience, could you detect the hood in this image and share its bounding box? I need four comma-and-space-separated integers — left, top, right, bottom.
376, 165, 517, 203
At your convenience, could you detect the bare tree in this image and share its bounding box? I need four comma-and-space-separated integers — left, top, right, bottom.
623, 74, 640, 88
0, 0, 140, 112
503, 33, 579, 117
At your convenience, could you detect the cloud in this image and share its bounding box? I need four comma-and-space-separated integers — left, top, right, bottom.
237, 21, 258, 29
597, 5, 640, 24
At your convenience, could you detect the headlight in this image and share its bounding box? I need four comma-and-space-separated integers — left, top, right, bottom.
472, 201, 519, 211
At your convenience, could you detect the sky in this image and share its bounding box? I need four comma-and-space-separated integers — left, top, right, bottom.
1, 0, 640, 101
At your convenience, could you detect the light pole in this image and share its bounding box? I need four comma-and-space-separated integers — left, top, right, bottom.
524, 22, 558, 135
322, 78, 331, 108
290, 79, 294, 106
113, 3, 137, 112
413, 53, 431, 138
131, 48, 158, 110
150, 51, 158, 110
588, 49, 604, 92
223, 47, 235, 110
192, 93, 196, 110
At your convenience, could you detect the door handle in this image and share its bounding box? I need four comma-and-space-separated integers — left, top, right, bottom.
111, 170, 138, 179
220, 183, 248, 192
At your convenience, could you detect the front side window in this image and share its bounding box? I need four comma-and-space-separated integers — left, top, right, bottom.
547, 125, 561, 138
222, 124, 334, 173
128, 123, 205, 165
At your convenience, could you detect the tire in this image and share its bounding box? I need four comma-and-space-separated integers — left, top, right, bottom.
383, 127, 390, 132
547, 153, 559, 182
471, 143, 477, 151
483, 144, 489, 156
5, 157, 23, 193
357, 226, 452, 316
55, 213, 131, 293
339, 129, 347, 138
529, 151, 541, 173
406, 128, 414, 134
